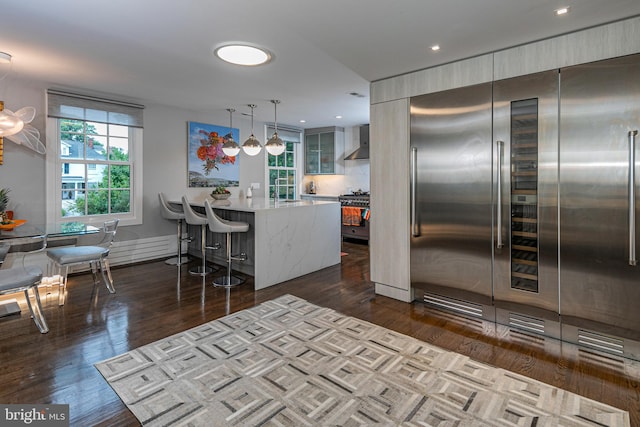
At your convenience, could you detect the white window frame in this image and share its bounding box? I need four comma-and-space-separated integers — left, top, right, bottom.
46, 120, 143, 226
264, 125, 302, 201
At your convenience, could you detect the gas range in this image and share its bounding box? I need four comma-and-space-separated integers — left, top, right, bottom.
338, 192, 370, 207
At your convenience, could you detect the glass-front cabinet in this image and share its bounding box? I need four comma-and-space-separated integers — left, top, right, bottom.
304, 126, 344, 175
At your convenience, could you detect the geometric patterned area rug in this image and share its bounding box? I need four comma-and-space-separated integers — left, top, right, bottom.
95, 295, 630, 426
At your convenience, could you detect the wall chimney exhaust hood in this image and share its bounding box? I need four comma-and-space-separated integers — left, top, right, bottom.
345, 124, 369, 160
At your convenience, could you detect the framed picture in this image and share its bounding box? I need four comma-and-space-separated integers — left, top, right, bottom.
187, 121, 240, 188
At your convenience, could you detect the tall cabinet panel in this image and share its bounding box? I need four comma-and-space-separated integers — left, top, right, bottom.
370, 99, 411, 302
559, 54, 640, 357
493, 71, 560, 321
410, 83, 494, 317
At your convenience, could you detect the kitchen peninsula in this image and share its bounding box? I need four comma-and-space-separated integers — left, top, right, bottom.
174, 197, 341, 289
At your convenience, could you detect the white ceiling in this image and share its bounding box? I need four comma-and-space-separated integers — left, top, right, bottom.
1, 1, 639, 129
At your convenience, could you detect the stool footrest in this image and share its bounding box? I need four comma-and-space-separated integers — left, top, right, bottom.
230, 252, 247, 261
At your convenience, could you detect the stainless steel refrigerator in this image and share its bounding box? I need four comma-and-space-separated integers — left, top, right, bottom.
559, 54, 640, 358
410, 53, 640, 360
410, 83, 495, 319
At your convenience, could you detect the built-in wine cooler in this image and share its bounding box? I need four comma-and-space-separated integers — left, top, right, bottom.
509, 99, 539, 293
493, 70, 560, 329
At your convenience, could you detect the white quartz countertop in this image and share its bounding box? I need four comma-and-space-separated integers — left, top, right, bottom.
172, 197, 338, 213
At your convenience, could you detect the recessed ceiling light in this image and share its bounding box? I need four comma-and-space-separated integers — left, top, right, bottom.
214, 44, 272, 66
555, 7, 570, 15
431, 45, 440, 52
299, 119, 306, 123
335, 115, 342, 119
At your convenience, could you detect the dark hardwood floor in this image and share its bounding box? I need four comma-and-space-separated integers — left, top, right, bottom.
1, 240, 639, 426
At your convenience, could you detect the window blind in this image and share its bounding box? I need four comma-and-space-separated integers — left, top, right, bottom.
47, 89, 144, 128
266, 125, 302, 143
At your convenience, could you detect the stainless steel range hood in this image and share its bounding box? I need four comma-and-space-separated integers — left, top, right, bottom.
345, 124, 369, 160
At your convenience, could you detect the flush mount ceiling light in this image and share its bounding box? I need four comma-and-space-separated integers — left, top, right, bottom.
214, 44, 272, 66
264, 100, 285, 156
221, 108, 240, 157
242, 104, 262, 156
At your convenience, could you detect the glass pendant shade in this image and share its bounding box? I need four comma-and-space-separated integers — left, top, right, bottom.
265, 99, 285, 156
242, 104, 262, 155
242, 134, 261, 155
221, 108, 240, 156
222, 135, 240, 156
265, 132, 285, 156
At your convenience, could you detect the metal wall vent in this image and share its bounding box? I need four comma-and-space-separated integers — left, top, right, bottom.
508, 313, 545, 335
577, 329, 625, 355
423, 293, 484, 318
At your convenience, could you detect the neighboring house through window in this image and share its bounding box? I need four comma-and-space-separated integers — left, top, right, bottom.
46, 90, 144, 226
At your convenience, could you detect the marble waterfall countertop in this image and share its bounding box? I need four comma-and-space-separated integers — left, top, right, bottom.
172, 196, 341, 290
179, 196, 338, 212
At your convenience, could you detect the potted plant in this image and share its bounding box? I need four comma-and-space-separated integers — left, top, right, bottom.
0, 188, 10, 223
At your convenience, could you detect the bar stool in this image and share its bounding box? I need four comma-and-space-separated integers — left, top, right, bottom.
158, 193, 191, 266
182, 196, 219, 276
204, 199, 249, 287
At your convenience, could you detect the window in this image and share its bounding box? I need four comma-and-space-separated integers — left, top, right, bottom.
46, 90, 144, 226
266, 126, 302, 201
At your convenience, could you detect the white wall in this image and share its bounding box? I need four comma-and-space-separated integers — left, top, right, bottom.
0, 77, 269, 241
0, 76, 368, 245
300, 126, 371, 196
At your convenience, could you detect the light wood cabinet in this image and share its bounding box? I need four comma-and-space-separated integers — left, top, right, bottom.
304, 127, 344, 175
370, 99, 411, 302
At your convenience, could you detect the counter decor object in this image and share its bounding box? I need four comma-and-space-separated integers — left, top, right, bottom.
211, 185, 231, 200
0, 219, 27, 231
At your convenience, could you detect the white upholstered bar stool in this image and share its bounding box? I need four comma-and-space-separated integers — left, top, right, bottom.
204, 199, 249, 287
47, 219, 119, 305
158, 193, 191, 266
182, 196, 219, 276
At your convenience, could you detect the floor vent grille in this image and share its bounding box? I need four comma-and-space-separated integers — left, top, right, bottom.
577, 329, 625, 355
508, 313, 545, 335
423, 293, 483, 318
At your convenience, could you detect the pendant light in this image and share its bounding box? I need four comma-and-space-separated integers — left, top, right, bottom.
221, 108, 240, 157
241, 104, 262, 156
264, 100, 285, 156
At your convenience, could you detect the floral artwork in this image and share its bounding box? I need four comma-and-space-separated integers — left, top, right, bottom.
188, 121, 240, 188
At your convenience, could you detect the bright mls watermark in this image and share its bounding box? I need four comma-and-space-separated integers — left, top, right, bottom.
0, 404, 69, 426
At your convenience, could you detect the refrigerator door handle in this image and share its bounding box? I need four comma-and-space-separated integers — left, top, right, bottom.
496, 140, 504, 249
411, 147, 419, 237
630, 130, 639, 266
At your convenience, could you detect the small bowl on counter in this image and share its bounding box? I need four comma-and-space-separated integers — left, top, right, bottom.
211, 193, 231, 200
